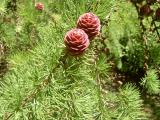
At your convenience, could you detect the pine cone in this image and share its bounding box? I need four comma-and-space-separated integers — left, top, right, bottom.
140, 5, 153, 17
64, 29, 89, 55
77, 12, 101, 39
35, 2, 44, 11
155, 8, 160, 21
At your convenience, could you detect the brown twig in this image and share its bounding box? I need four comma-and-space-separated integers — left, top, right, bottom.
0, 42, 8, 78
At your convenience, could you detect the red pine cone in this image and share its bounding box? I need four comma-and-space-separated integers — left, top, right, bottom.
35, 2, 44, 11
77, 12, 101, 39
140, 5, 153, 17
155, 8, 160, 21
64, 29, 89, 55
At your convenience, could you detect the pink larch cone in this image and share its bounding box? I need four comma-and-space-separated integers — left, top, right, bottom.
64, 28, 89, 55
77, 12, 101, 39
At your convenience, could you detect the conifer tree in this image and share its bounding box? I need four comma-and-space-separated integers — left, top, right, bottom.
0, 0, 160, 120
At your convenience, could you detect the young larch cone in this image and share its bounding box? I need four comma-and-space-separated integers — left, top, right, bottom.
64, 29, 89, 55
77, 12, 101, 39
155, 8, 160, 21
35, 2, 44, 11
140, 5, 153, 17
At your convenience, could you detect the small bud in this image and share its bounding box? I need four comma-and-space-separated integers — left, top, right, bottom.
35, 2, 44, 11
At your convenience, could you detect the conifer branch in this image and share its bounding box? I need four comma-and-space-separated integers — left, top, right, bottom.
4, 52, 67, 120
0, 42, 8, 78
134, 3, 149, 72
95, 9, 114, 56
94, 47, 106, 119
151, 18, 160, 42
93, 40, 111, 118
95, 71, 106, 119
97, 33, 109, 56
141, 69, 160, 94
3, 0, 160, 119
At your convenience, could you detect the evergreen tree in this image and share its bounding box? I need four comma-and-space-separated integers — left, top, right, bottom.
0, 0, 160, 119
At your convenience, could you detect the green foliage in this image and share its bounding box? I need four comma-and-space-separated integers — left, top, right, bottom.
115, 84, 146, 120
100, 84, 147, 120
0, 0, 6, 16
141, 69, 160, 94
1, 0, 160, 120
148, 34, 160, 66
107, 1, 143, 71
94, 52, 111, 79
